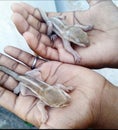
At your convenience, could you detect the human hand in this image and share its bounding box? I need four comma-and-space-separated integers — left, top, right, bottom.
11, 0, 118, 68
0, 46, 110, 129
12, 0, 118, 68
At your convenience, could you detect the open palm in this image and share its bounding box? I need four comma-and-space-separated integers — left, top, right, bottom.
11, 0, 118, 68
0, 46, 106, 128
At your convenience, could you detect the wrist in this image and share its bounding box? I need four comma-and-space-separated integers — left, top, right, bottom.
93, 81, 118, 128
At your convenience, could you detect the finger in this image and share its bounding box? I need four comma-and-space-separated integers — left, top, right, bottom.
12, 12, 45, 36
11, 2, 38, 20
11, 3, 30, 34
11, 12, 29, 34
0, 86, 17, 113
14, 2, 41, 20
19, 2, 43, 20
0, 52, 42, 127
11, 3, 47, 33
24, 32, 76, 64
0, 86, 41, 127
23, 31, 58, 59
0, 53, 29, 90
24, 32, 74, 62
12, 12, 47, 35
4, 46, 45, 68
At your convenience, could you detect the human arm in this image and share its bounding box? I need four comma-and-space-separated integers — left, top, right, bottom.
11, 0, 118, 68
0, 46, 118, 129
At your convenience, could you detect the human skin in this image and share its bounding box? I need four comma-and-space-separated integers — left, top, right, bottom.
11, 0, 118, 68
0, 0, 118, 129
0, 46, 118, 129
